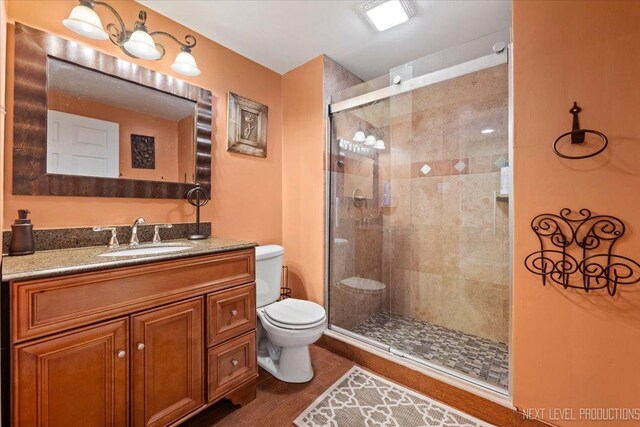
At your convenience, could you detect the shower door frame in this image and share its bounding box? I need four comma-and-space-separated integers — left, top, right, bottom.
325, 46, 514, 400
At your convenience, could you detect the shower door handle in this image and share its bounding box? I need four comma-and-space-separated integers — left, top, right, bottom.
493, 191, 498, 236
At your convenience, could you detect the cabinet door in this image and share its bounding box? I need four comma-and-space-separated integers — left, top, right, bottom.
14, 318, 129, 427
132, 298, 204, 427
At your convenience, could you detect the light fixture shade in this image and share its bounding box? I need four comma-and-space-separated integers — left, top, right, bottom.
353, 130, 366, 143
171, 50, 201, 76
364, 135, 377, 146
63, 4, 108, 40
124, 29, 161, 60
373, 139, 386, 150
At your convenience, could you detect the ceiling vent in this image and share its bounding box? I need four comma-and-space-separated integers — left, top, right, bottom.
361, 0, 415, 32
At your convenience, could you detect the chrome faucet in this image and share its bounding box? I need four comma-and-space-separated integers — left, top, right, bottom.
93, 226, 119, 249
129, 217, 146, 246
152, 224, 173, 244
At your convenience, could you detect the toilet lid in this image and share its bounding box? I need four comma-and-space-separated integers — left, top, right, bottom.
264, 298, 326, 327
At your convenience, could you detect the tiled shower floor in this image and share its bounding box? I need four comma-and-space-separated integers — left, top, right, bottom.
351, 312, 509, 390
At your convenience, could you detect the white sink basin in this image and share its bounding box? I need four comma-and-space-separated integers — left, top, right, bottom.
99, 244, 192, 257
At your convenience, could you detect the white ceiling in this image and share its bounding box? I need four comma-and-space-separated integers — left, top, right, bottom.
138, 0, 512, 81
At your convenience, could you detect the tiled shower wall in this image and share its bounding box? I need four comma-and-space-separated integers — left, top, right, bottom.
383, 64, 510, 343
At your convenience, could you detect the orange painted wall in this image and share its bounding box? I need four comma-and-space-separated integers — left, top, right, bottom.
512, 2, 640, 425
282, 56, 325, 304
3, 0, 282, 246
48, 89, 189, 182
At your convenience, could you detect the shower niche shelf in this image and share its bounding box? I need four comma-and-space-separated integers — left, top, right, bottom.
524, 208, 640, 296
495, 192, 509, 202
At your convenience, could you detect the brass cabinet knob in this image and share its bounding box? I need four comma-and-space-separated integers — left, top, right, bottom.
231, 359, 239, 367
117, 350, 126, 359
137, 342, 145, 351
231, 309, 238, 317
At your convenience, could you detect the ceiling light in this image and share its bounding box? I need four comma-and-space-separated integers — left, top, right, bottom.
63, 3, 108, 40
353, 130, 366, 143
361, 0, 414, 32
481, 128, 495, 134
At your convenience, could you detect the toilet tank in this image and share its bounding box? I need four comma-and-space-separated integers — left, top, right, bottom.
255, 245, 284, 308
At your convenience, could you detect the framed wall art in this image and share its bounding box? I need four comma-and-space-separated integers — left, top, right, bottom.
131, 134, 156, 169
227, 92, 268, 158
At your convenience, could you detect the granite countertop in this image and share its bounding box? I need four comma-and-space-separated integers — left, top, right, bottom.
2, 237, 257, 282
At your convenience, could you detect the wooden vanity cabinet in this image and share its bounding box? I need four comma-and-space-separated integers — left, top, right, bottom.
8, 248, 258, 427
132, 298, 204, 427
13, 319, 129, 427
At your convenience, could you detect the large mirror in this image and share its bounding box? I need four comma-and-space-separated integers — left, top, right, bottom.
47, 58, 196, 184
12, 23, 212, 199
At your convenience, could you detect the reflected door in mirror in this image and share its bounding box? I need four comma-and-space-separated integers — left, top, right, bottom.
47, 110, 120, 178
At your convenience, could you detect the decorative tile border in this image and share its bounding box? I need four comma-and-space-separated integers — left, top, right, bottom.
2, 222, 212, 254
411, 153, 509, 178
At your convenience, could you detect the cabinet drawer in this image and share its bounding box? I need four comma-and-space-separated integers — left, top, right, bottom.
12, 249, 254, 343
208, 331, 257, 402
207, 283, 256, 346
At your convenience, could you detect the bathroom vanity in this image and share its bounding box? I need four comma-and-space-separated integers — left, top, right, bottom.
1, 238, 258, 426
4, 22, 257, 427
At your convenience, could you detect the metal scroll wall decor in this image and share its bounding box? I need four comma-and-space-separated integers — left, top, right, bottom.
131, 134, 155, 169
552, 102, 608, 159
524, 208, 640, 296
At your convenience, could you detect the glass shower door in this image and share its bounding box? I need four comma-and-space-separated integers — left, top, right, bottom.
327, 41, 511, 393
327, 99, 391, 341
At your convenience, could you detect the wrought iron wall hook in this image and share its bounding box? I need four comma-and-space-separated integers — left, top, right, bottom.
569, 102, 584, 143
524, 208, 640, 296
552, 102, 608, 159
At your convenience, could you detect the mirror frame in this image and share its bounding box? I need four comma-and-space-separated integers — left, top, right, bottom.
12, 23, 212, 199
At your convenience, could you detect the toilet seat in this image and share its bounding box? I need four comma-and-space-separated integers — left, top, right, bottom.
263, 298, 326, 330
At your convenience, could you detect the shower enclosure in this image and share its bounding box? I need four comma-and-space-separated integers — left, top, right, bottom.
326, 33, 512, 394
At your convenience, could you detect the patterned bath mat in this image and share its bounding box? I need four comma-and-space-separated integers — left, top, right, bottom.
294, 367, 492, 427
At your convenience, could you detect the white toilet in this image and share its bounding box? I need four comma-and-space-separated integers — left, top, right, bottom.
255, 245, 327, 383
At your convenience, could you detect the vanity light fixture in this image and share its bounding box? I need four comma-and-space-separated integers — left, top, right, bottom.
361, 0, 415, 32
63, 0, 201, 76
364, 134, 377, 146
353, 129, 367, 143
373, 139, 386, 150
63, 2, 109, 40
122, 19, 161, 60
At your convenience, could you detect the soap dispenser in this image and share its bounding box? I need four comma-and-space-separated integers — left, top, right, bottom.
9, 209, 35, 256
